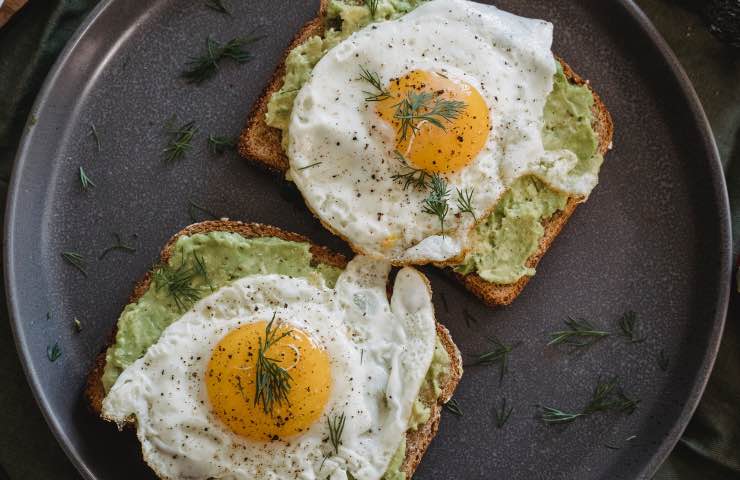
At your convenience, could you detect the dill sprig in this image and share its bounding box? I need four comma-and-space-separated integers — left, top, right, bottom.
193, 252, 213, 291
99, 233, 137, 259
79, 166, 95, 191
495, 397, 513, 428
618, 311, 644, 343
47, 342, 61, 362
188, 199, 220, 222
327, 412, 347, 455
205, 0, 230, 15
455, 187, 476, 221
393, 91, 466, 141
61, 251, 87, 277
182, 35, 261, 84
164, 120, 198, 162
541, 377, 639, 425
582, 377, 640, 415
658, 349, 669, 371
365, 0, 379, 17
391, 151, 430, 190
468, 334, 514, 383
541, 407, 583, 424
297, 162, 322, 171
254, 315, 294, 415
359, 65, 391, 102
153, 251, 207, 312
207, 134, 236, 154
421, 174, 450, 234
89, 123, 101, 152
548, 317, 610, 349
443, 398, 463, 416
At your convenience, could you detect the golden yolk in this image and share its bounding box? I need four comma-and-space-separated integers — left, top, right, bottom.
206, 321, 331, 440
376, 70, 490, 174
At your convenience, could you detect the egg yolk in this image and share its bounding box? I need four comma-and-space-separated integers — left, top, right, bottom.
206, 320, 331, 440
376, 70, 490, 174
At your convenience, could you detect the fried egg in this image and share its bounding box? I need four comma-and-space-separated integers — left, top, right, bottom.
287, 0, 597, 264
102, 257, 437, 480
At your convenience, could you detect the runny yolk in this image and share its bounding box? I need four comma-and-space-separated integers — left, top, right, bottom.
206, 321, 331, 440
376, 70, 490, 174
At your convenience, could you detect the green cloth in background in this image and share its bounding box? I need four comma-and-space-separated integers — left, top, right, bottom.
0, 1, 737, 479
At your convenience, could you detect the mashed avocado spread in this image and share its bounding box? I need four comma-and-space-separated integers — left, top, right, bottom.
266, 0, 425, 148
102, 230, 450, 479
101, 232, 342, 391
267, 1, 603, 285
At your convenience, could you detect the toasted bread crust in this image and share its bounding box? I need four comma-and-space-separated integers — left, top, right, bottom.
86, 220, 463, 479
238, 11, 615, 306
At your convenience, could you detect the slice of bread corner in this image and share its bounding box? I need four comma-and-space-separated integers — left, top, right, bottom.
84, 219, 463, 480
237, 4, 615, 308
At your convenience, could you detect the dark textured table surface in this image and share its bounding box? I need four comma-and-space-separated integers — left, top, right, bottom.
0, 1, 737, 479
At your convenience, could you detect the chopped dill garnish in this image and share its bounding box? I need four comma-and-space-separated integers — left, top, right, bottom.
254, 314, 294, 415
297, 162, 322, 171
365, 0, 379, 17
359, 65, 391, 102
99, 233, 137, 259
89, 123, 101, 152
182, 35, 261, 84
207, 134, 236, 154
391, 151, 430, 190
540, 377, 639, 425
541, 406, 583, 424
495, 398, 513, 428
658, 349, 669, 371
164, 120, 198, 162
548, 317, 610, 350
188, 199, 220, 222
327, 412, 347, 455
455, 187, 476, 221
468, 334, 514, 383
153, 250, 208, 312
617, 311, 644, 343
79, 166, 95, 191
204, 0, 230, 15
443, 398, 463, 416
421, 174, 450, 234
393, 91, 466, 141
61, 251, 87, 277
73, 318, 82, 332
193, 252, 213, 291
47, 342, 61, 362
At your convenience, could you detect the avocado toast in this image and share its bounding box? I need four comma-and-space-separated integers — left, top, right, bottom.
238, 0, 614, 307
86, 220, 463, 479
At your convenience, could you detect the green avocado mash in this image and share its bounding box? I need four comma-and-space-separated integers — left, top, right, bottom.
266, 0, 426, 148
457, 65, 603, 283
101, 232, 342, 391
408, 336, 451, 430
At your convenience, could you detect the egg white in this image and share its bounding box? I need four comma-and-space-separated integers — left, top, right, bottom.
288, 0, 597, 264
102, 257, 437, 480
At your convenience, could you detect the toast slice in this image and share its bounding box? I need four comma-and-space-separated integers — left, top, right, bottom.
238, 2, 614, 307
85, 220, 463, 479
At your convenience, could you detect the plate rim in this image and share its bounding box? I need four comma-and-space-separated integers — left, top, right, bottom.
3, 1, 732, 479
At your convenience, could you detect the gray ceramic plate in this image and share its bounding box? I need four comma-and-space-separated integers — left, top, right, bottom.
4, 1, 732, 479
